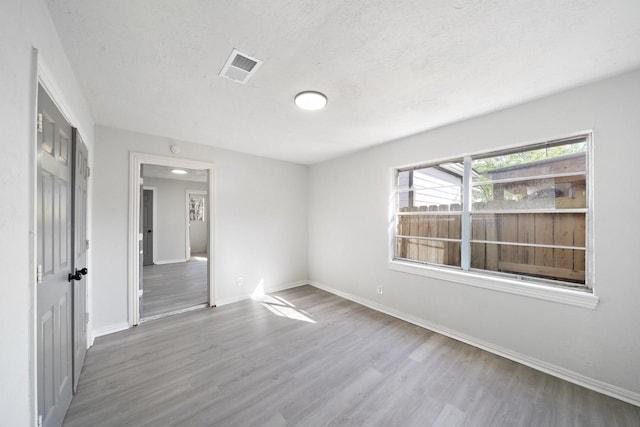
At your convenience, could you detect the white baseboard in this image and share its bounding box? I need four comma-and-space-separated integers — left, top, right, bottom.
308, 281, 640, 408
90, 322, 130, 344
155, 258, 188, 265
215, 280, 308, 307
216, 294, 251, 307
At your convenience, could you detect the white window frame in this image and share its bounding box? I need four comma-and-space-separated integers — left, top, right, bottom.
388, 131, 598, 309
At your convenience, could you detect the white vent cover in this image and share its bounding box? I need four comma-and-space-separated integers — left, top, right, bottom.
219, 48, 263, 84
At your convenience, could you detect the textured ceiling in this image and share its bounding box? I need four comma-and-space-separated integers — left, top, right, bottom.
46, 0, 640, 164
142, 164, 207, 183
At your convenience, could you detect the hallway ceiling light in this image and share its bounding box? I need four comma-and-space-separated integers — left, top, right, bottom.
294, 91, 327, 111
171, 169, 188, 175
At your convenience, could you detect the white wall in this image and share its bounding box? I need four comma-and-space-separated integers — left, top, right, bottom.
92, 126, 308, 332
0, 0, 94, 425
308, 69, 640, 398
143, 177, 206, 262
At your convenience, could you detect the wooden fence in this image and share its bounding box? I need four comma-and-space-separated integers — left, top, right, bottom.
397, 203, 585, 283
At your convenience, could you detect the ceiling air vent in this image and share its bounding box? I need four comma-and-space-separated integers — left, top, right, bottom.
219, 48, 263, 84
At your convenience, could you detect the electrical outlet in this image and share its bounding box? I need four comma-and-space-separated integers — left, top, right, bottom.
377, 285, 383, 295
237, 276, 244, 286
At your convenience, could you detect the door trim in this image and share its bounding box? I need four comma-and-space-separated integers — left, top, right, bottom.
142, 186, 158, 265
30, 47, 39, 427
185, 189, 207, 260
128, 152, 215, 326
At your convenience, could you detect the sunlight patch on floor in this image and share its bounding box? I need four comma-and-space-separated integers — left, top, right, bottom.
252, 280, 316, 323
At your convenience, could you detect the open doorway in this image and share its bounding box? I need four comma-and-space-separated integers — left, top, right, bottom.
139, 165, 209, 320
128, 153, 215, 326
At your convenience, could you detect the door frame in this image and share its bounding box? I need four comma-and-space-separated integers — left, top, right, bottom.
142, 186, 158, 265
185, 189, 208, 260
128, 152, 215, 326
32, 51, 93, 425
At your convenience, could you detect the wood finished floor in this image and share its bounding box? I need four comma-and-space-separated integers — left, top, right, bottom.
65, 285, 640, 427
142, 254, 208, 318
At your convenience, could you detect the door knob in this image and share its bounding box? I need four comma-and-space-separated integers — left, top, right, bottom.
68, 271, 82, 282
68, 268, 88, 282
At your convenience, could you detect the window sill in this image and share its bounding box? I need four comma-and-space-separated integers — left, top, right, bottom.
388, 260, 599, 309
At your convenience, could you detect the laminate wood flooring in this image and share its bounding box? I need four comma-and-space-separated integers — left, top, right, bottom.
64, 285, 640, 427
142, 255, 208, 318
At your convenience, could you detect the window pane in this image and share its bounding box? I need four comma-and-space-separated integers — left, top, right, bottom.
398, 163, 463, 212
397, 238, 461, 267
472, 176, 586, 210
471, 212, 586, 246
470, 211, 586, 284
397, 214, 461, 239
472, 139, 586, 211
189, 196, 205, 221
471, 243, 585, 285
473, 140, 586, 181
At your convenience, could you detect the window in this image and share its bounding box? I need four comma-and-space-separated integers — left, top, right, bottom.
394, 134, 590, 290
189, 195, 205, 221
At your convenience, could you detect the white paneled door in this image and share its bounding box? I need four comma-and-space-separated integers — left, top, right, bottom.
37, 84, 88, 427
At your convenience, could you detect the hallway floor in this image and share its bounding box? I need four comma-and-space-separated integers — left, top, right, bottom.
141, 254, 208, 318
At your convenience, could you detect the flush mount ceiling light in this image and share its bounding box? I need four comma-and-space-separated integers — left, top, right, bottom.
171, 169, 188, 175
294, 91, 327, 111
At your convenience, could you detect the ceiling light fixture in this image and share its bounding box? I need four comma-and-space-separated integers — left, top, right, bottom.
295, 91, 327, 111
171, 169, 188, 175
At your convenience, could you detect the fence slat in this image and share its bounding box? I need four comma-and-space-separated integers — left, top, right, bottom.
408, 208, 420, 260
397, 207, 407, 258
501, 214, 518, 265
426, 205, 442, 264
415, 206, 427, 262
517, 213, 535, 265
438, 204, 449, 265
485, 214, 498, 271
553, 213, 574, 271
574, 214, 586, 274
449, 204, 461, 267
534, 213, 554, 267
471, 210, 485, 269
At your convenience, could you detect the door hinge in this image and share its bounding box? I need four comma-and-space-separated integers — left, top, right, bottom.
86, 239, 90, 249
37, 114, 43, 133
86, 312, 90, 324
37, 414, 43, 427
138, 289, 144, 297
87, 166, 91, 177
36, 264, 42, 284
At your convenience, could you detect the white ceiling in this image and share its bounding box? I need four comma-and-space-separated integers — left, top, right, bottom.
46, 0, 640, 164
